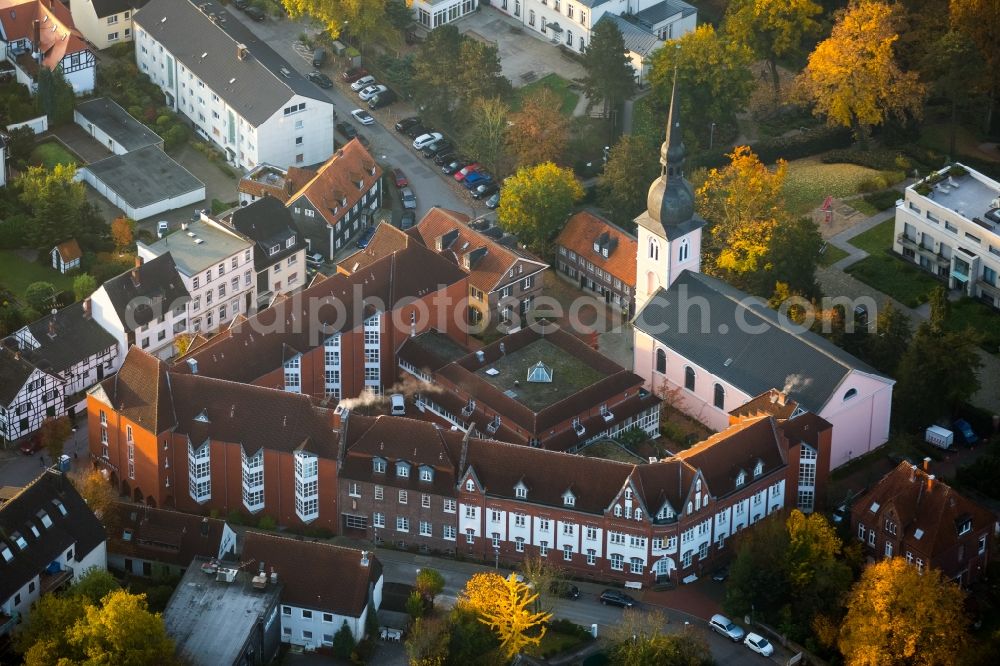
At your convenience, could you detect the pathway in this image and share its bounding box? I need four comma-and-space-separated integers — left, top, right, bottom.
816, 207, 1000, 414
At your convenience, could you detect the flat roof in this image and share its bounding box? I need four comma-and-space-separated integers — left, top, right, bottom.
164, 558, 281, 666
142, 217, 251, 275
914, 166, 1000, 238
84, 145, 204, 210
75, 97, 161, 152
475, 338, 610, 411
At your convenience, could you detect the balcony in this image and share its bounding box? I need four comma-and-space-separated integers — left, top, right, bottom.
977, 280, 1000, 299
40, 565, 74, 595
0, 612, 18, 637
897, 233, 918, 248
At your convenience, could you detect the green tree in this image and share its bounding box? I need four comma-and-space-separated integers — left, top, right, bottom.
520, 555, 562, 613
839, 558, 968, 665
723, 0, 823, 101
416, 568, 446, 605
581, 19, 636, 118
17, 164, 87, 249
599, 134, 660, 228
35, 68, 75, 126
331, 619, 355, 659
862, 301, 912, 375
14, 594, 85, 658
456, 40, 510, 111
462, 97, 511, 176
498, 162, 584, 253
766, 216, 823, 299
726, 513, 790, 621
4, 125, 35, 167
796, 0, 926, 144
608, 609, 712, 666
406, 589, 426, 620
406, 616, 451, 666
280, 0, 400, 42
924, 30, 984, 159
648, 25, 755, 128
72, 274, 97, 302
25, 281, 57, 313
412, 25, 464, 126
446, 606, 501, 666
507, 88, 571, 168
950, 0, 1000, 133
69, 570, 121, 605
39, 416, 71, 460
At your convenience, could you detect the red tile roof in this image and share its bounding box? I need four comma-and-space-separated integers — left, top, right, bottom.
729, 389, 800, 422
97, 346, 175, 434
288, 139, 381, 228
556, 211, 637, 286
675, 417, 787, 498
106, 502, 230, 568
238, 167, 315, 203
242, 531, 381, 617
0, 1, 90, 71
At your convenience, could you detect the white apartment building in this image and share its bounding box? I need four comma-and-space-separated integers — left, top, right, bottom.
133, 0, 334, 171
69, 0, 143, 51
137, 216, 255, 336
493, 0, 695, 54
413, 0, 479, 29
893, 163, 1000, 309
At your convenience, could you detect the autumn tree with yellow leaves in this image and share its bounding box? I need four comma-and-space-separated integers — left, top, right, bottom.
497, 162, 583, 254
796, 0, 925, 144
280, 0, 411, 42
839, 557, 968, 665
459, 573, 552, 660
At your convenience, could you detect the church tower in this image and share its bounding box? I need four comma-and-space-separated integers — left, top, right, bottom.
633, 71, 705, 309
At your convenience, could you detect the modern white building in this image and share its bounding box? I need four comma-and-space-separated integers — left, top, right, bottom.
493, 0, 696, 55
89, 253, 191, 365
413, 0, 479, 29
892, 163, 1000, 309
0, 469, 108, 640
137, 216, 255, 337
0, 0, 96, 94
69, 0, 145, 51
133, 0, 334, 171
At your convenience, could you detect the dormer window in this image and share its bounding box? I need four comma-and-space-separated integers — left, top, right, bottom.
735, 471, 746, 487
959, 519, 972, 535
593, 241, 600, 253
614, 505, 622, 517
624, 488, 632, 501
634, 508, 642, 521
753, 461, 763, 478
563, 491, 575, 507
420, 467, 433, 483
515, 482, 527, 499
269, 244, 279, 255
465, 479, 475, 492
285, 235, 295, 248
373, 458, 386, 474
396, 462, 410, 478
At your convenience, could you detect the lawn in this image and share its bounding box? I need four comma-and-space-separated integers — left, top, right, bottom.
0, 250, 76, 303
947, 298, 1000, 354
782, 158, 885, 215
818, 242, 850, 267
513, 73, 580, 116
845, 255, 940, 308
29, 140, 80, 170
847, 198, 881, 217
847, 218, 895, 255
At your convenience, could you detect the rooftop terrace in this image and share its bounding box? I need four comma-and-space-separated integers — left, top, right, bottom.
911, 164, 1000, 236
475, 338, 610, 412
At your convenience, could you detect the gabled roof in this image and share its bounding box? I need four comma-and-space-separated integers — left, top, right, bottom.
408, 207, 549, 293
595, 14, 661, 58
634, 0, 697, 27
74, 97, 161, 152
242, 531, 382, 617
0, 470, 106, 602
99, 253, 190, 332
134, 0, 325, 126
855, 462, 995, 559
288, 139, 381, 228
53, 238, 82, 263
97, 346, 175, 433
0, 0, 90, 70
0, 346, 42, 405
338, 222, 410, 274
557, 211, 637, 286
226, 196, 305, 269
634, 271, 892, 412
675, 416, 786, 498
105, 502, 230, 568
17, 299, 117, 374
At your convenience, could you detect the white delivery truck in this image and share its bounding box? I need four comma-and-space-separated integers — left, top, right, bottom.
925, 425, 954, 450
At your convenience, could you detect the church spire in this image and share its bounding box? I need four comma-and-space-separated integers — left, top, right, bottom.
644, 53, 694, 229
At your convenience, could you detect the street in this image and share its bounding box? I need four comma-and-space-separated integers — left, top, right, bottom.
374, 548, 787, 664
227, 11, 482, 222
0, 419, 90, 488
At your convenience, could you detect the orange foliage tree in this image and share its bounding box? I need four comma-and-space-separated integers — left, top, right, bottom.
110, 216, 135, 254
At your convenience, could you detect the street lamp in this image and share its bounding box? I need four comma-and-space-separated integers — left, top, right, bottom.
493, 545, 499, 570
709, 122, 717, 150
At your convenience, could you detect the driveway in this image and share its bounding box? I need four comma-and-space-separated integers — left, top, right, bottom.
454, 7, 587, 88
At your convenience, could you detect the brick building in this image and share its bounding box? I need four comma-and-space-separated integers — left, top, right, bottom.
555, 211, 637, 316
851, 460, 995, 587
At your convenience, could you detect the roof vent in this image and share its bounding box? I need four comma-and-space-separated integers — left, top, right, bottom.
475, 350, 485, 363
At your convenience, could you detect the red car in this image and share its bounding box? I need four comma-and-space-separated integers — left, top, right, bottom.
19, 434, 43, 455
454, 163, 480, 181
393, 168, 408, 188
341, 66, 369, 83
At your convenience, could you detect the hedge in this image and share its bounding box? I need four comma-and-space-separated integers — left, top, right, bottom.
690, 125, 853, 169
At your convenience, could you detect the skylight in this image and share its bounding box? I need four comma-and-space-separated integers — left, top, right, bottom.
52, 499, 67, 516
869, 501, 880, 513
1, 547, 13, 563
37, 510, 52, 528
914, 528, 924, 540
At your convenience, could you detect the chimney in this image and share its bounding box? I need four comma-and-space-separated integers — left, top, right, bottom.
82, 298, 91, 319
360, 550, 370, 567
776, 391, 787, 406
48, 318, 56, 338
135, 256, 144, 268
130, 268, 140, 287
923, 456, 931, 472
32, 20, 40, 56
927, 474, 936, 492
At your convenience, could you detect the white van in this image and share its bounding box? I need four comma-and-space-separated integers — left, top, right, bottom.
390, 394, 405, 416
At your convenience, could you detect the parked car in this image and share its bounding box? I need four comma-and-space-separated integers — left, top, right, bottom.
400, 187, 417, 210
311, 48, 326, 69
358, 84, 387, 101
454, 163, 480, 181
442, 159, 468, 175
599, 590, 635, 608
351, 109, 375, 125
464, 171, 492, 189
306, 71, 333, 89
368, 90, 397, 109
954, 419, 979, 446
400, 211, 416, 230
709, 614, 745, 642
279, 67, 291, 79
390, 394, 406, 416
233, 0, 249, 9
350, 75, 376, 91
744, 633, 774, 657
831, 503, 849, 524
306, 253, 324, 268
412, 132, 443, 150
342, 66, 369, 83
157, 220, 169, 238
485, 191, 500, 209
710, 566, 729, 582
550, 581, 580, 600
395, 116, 421, 133
335, 122, 358, 140
356, 226, 377, 249
244, 6, 265, 21
393, 168, 408, 188
434, 150, 458, 166
19, 434, 43, 456
422, 140, 452, 158
472, 182, 499, 199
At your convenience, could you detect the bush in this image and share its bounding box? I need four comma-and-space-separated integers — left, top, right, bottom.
548, 618, 592, 640
0, 213, 31, 249
257, 515, 277, 530
691, 125, 853, 169
822, 148, 902, 171
863, 189, 903, 211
